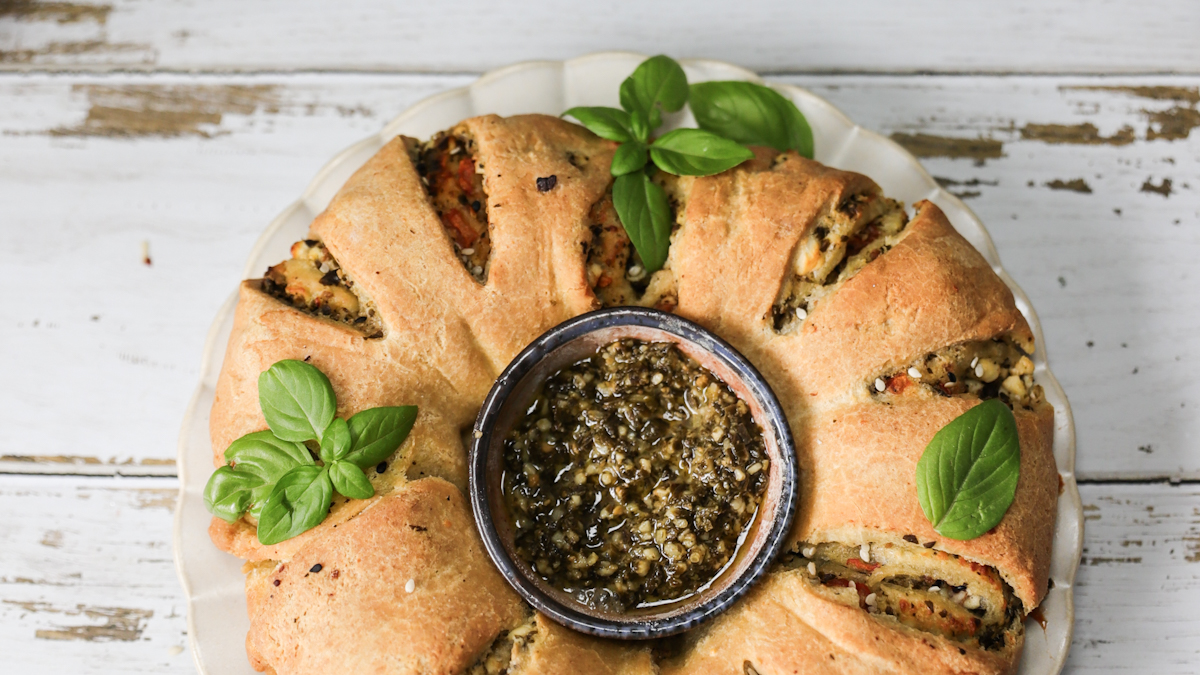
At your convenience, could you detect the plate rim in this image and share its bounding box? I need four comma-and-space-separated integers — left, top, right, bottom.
174, 50, 1081, 675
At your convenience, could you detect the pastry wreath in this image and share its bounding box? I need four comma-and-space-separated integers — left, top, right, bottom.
207, 113, 1058, 675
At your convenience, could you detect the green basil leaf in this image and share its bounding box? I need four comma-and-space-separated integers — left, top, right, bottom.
248, 483, 274, 520
224, 430, 313, 483
318, 417, 352, 463
256, 465, 333, 545
619, 55, 688, 129
223, 430, 313, 520
203, 466, 261, 523
611, 141, 648, 176
612, 172, 672, 274
329, 461, 375, 500
916, 399, 1021, 541
258, 359, 338, 443
689, 81, 814, 158
629, 111, 651, 143
562, 106, 633, 142
649, 128, 755, 176
344, 406, 419, 470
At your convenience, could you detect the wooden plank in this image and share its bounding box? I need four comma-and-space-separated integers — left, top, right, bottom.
1064, 481, 1200, 672
0, 73, 469, 473
1, 0, 1199, 75
1, 73, 1197, 477
0, 475, 192, 673
0, 475, 1192, 672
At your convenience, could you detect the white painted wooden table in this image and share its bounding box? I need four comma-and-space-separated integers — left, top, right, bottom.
2, 1, 1198, 672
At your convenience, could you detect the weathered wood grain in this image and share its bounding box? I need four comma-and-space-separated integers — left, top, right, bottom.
0, 73, 470, 474
0, 476, 1192, 673
0, 475, 193, 673
1065, 481, 1200, 672
1, 0, 1199, 74
2, 73, 1196, 478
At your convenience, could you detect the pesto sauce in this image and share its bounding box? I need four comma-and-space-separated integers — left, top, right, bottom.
502, 339, 769, 611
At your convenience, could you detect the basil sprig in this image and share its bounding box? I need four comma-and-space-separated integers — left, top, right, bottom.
563, 55, 812, 275
203, 359, 418, 545
915, 399, 1021, 541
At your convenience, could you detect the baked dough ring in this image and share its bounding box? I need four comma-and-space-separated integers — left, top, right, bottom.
206, 113, 1058, 674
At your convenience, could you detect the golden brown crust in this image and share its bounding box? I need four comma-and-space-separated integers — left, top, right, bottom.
671, 154, 879, 352
207, 114, 1059, 675
782, 201, 1030, 408
243, 478, 526, 675
660, 568, 1019, 675
513, 615, 655, 675
793, 399, 1056, 611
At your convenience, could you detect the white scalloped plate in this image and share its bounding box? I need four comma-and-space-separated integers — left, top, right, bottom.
174, 51, 1081, 675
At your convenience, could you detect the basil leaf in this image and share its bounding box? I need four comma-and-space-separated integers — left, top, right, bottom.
629, 112, 651, 143
258, 360, 338, 443
223, 430, 314, 520
248, 483, 274, 520
619, 55, 688, 130
916, 399, 1021, 541
611, 141, 648, 176
203, 466, 261, 523
257, 465, 333, 545
329, 461, 374, 500
318, 417, 352, 463
344, 406, 419, 470
612, 172, 672, 274
649, 128, 755, 176
689, 81, 814, 158
225, 430, 313, 483
562, 106, 633, 142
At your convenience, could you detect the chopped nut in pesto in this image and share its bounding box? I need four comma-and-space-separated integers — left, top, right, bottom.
502, 338, 769, 611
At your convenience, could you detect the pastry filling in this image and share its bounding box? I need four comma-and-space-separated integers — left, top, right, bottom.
583, 175, 684, 312
772, 193, 909, 333
262, 239, 383, 337
786, 540, 1023, 651
502, 338, 768, 611
411, 127, 491, 282
869, 334, 1045, 410
467, 618, 537, 675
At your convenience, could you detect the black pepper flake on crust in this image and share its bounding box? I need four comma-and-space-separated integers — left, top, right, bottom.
310, 564, 323, 574
903, 534, 919, 544
536, 175, 557, 192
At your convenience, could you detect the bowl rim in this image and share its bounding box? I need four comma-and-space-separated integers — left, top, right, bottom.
468, 306, 799, 639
